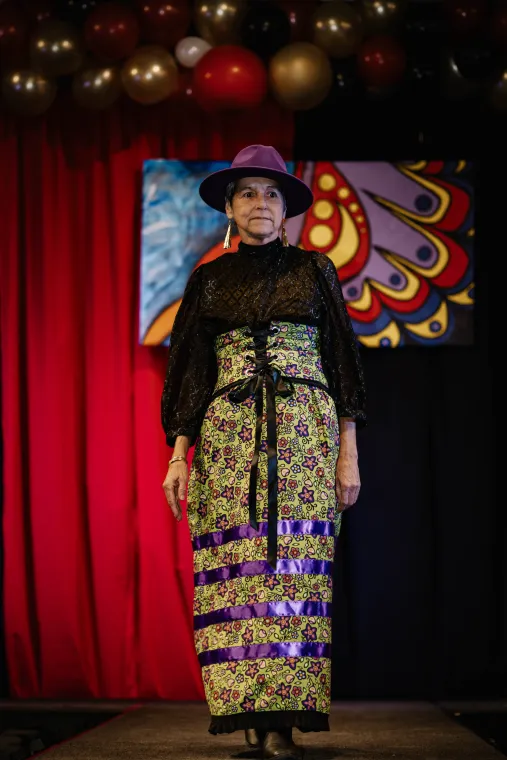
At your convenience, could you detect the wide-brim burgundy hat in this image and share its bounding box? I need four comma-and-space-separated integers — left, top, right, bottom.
199, 144, 314, 219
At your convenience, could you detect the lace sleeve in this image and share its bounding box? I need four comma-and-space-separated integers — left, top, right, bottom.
313, 253, 367, 426
161, 264, 217, 447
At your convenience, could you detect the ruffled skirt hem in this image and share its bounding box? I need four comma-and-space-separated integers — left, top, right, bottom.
208, 709, 330, 735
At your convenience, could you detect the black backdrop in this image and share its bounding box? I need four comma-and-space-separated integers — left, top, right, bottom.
0, 88, 503, 702
295, 92, 503, 699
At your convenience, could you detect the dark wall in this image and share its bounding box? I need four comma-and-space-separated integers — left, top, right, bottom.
295, 90, 503, 698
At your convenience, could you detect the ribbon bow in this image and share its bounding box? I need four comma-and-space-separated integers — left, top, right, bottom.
228, 353, 295, 569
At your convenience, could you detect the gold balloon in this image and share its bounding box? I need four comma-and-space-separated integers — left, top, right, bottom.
269, 42, 333, 110
359, 0, 407, 35
1, 69, 57, 116
30, 20, 83, 77
312, 1, 363, 59
72, 65, 122, 110
194, 0, 246, 45
121, 45, 178, 105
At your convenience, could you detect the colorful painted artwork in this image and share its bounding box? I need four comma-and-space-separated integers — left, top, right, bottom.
140, 159, 474, 347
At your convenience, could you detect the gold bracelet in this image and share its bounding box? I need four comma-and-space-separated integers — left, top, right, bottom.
169, 455, 187, 466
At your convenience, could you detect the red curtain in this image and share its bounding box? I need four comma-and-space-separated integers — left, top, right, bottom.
0, 94, 294, 698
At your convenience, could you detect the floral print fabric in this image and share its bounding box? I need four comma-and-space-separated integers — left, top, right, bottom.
187, 321, 341, 734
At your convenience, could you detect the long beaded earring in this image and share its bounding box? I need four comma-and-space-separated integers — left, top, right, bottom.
223, 219, 232, 249
281, 219, 289, 247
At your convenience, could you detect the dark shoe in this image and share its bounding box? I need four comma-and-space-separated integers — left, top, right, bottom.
262, 729, 304, 760
245, 728, 266, 748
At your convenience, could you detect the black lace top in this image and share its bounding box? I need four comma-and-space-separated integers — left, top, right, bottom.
161, 237, 366, 447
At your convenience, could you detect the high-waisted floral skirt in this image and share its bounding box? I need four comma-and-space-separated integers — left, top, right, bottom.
187, 321, 341, 736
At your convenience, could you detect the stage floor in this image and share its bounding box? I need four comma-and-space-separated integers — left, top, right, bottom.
0, 701, 505, 759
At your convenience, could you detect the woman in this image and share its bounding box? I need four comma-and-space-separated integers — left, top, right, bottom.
161, 145, 366, 760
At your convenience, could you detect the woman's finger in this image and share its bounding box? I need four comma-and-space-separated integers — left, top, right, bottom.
173, 485, 183, 520
178, 474, 187, 502
163, 478, 182, 521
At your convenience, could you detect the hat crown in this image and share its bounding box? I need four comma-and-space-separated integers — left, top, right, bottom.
230, 144, 288, 175
198, 143, 313, 218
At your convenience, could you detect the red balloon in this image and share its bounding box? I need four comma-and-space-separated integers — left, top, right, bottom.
275, 0, 320, 43
0, 2, 28, 67
84, 1, 139, 61
135, 0, 190, 49
357, 35, 406, 88
444, 0, 485, 37
193, 45, 267, 111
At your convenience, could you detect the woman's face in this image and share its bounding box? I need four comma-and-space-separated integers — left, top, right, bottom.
225, 176, 285, 246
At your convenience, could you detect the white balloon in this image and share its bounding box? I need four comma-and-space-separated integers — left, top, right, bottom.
174, 36, 212, 68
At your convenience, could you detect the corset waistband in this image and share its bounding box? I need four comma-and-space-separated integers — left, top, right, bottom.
209, 322, 331, 571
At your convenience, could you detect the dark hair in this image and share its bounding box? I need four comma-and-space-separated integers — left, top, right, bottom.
225, 180, 287, 214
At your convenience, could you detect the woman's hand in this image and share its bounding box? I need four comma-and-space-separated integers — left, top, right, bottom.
162, 461, 188, 521
335, 452, 361, 512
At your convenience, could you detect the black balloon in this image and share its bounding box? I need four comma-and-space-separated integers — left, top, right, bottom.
364, 83, 400, 101
404, 0, 444, 97
240, 1, 291, 60
441, 49, 480, 99
404, 0, 445, 54
321, 55, 364, 110
406, 57, 439, 94
488, 69, 507, 111
56, 0, 97, 26
453, 43, 501, 81
331, 56, 362, 97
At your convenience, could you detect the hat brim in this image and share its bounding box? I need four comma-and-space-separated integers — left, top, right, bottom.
199, 165, 314, 219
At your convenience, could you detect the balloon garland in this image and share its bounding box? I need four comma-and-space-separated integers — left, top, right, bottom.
0, 0, 505, 116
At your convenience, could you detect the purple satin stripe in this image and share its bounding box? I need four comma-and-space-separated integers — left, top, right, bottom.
194, 559, 331, 587
194, 601, 332, 630
192, 520, 334, 551
198, 641, 331, 667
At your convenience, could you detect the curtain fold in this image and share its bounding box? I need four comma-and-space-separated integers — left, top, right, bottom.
0, 94, 294, 698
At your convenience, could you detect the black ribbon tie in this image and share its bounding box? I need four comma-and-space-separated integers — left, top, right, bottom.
227, 325, 294, 570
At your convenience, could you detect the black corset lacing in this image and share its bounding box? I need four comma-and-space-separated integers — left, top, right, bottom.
209, 324, 331, 570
